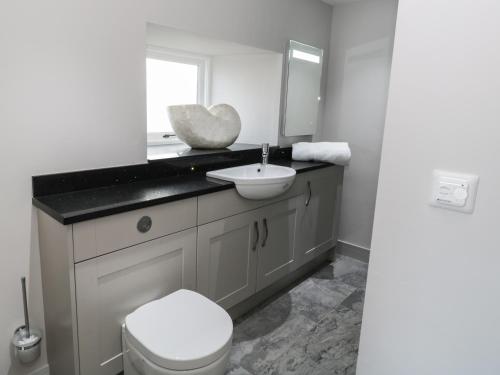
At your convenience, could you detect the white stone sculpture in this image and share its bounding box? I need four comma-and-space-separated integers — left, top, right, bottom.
167, 104, 241, 149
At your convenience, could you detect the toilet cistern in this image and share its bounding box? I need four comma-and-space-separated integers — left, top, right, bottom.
262, 143, 269, 165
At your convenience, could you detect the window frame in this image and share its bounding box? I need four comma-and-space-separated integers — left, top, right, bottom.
146, 45, 211, 146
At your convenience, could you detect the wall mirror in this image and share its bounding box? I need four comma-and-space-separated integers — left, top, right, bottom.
146, 23, 283, 155
282, 40, 324, 136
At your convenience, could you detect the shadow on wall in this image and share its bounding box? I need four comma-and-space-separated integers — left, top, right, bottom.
336, 37, 394, 249
8, 209, 48, 375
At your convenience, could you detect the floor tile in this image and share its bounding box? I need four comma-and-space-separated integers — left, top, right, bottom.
288, 278, 356, 322
237, 313, 317, 374
314, 255, 368, 290
226, 366, 253, 375
340, 289, 365, 314
228, 256, 368, 375
303, 305, 363, 373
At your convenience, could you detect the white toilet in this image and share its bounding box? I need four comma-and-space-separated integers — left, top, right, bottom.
122, 289, 233, 375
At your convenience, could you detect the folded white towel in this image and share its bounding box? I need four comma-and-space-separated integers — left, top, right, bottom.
292, 142, 351, 166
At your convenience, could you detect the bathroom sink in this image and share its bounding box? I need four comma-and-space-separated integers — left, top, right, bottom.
207, 164, 296, 200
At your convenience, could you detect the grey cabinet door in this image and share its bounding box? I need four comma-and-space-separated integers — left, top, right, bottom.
197, 210, 260, 309
296, 168, 339, 267
256, 197, 299, 291
74, 228, 197, 375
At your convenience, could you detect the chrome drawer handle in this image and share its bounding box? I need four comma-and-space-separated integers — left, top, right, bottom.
137, 216, 152, 233
252, 221, 259, 251
305, 181, 312, 207
262, 218, 269, 247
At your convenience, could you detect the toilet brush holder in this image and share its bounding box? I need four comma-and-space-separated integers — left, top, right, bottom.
12, 325, 42, 364
12, 277, 42, 364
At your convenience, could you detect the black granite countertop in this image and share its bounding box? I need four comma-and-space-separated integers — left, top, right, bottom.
33, 175, 234, 224
33, 148, 331, 225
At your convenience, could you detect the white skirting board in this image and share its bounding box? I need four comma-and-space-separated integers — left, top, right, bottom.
335, 240, 370, 263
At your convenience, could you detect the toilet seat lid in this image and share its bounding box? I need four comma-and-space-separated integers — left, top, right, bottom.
124, 289, 233, 371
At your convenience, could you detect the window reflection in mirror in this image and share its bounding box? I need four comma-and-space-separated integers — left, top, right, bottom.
146, 49, 208, 145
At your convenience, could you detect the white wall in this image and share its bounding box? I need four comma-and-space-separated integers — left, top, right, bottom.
0, 3, 146, 374
211, 54, 283, 145
0, 1, 332, 374
358, 1, 500, 374
320, 0, 397, 250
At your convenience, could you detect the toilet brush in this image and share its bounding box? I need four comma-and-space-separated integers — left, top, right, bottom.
12, 277, 42, 364
21, 277, 30, 338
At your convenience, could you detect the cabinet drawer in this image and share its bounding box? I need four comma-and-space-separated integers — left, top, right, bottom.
73, 198, 197, 262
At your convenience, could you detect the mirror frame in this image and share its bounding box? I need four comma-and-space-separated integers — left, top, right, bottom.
281, 40, 324, 137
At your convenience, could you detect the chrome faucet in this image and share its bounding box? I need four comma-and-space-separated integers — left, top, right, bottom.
262, 143, 270, 165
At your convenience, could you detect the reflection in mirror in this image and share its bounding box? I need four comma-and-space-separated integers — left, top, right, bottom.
146, 48, 207, 145
283, 40, 324, 137
145, 23, 283, 156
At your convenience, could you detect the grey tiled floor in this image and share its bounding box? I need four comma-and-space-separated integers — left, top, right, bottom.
227, 255, 368, 375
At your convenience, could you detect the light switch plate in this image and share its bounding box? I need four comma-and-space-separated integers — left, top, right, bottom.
430, 170, 479, 213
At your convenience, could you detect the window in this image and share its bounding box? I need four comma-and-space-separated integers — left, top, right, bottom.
146, 47, 209, 145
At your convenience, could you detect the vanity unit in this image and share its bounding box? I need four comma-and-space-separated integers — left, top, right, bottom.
33, 150, 342, 375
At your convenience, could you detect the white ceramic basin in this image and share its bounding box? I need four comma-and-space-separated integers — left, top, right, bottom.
207, 163, 296, 200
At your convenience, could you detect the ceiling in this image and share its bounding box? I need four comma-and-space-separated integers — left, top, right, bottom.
147, 24, 276, 56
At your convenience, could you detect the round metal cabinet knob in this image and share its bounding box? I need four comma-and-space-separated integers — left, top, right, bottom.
137, 216, 152, 233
